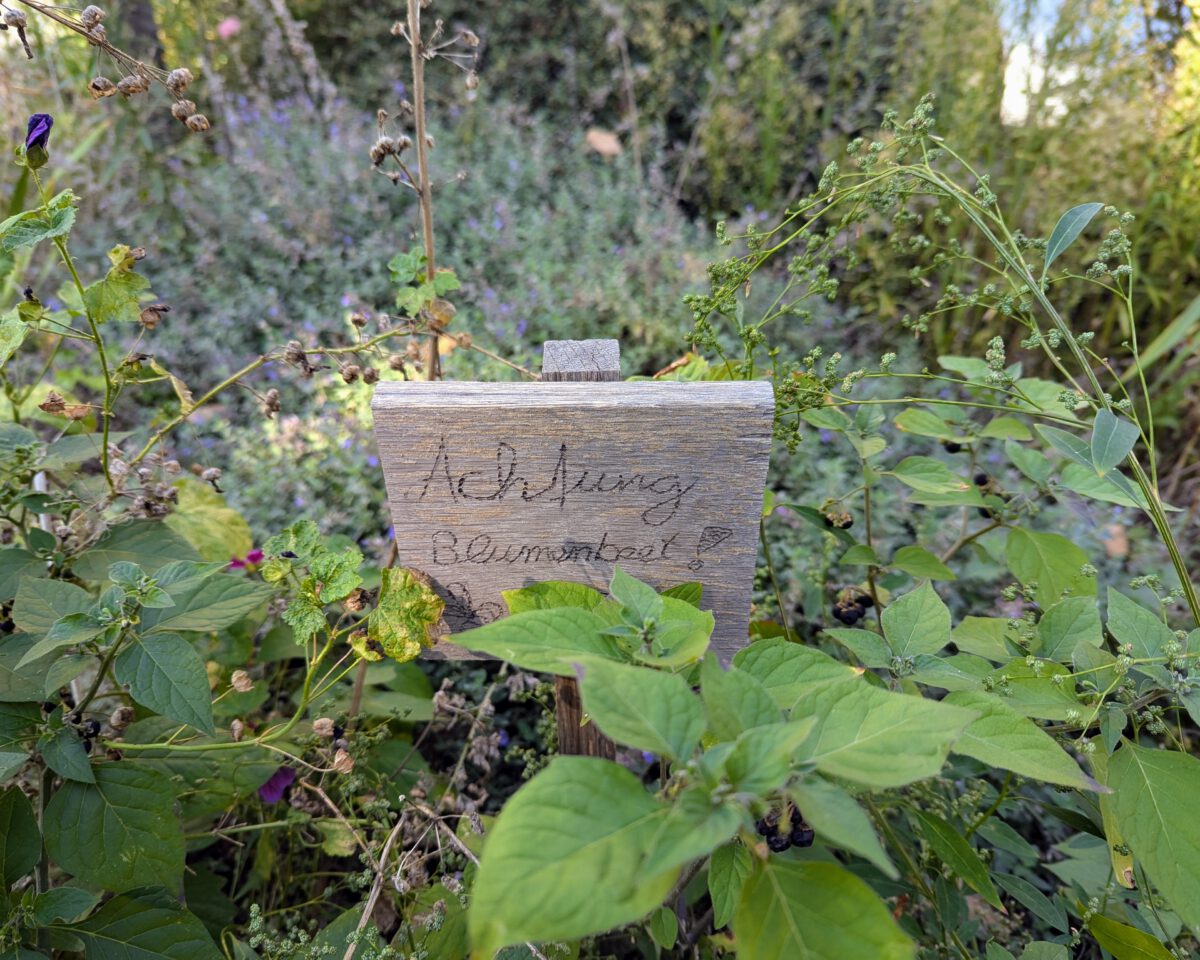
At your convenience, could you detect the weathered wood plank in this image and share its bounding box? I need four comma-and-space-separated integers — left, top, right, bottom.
371, 378, 774, 661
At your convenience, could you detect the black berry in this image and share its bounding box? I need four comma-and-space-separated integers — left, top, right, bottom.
81, 737, 93, 754
82, 719, 101, 738
790, 824, 815, 847
41, 701, 55, 714
67, 712, 81, 726
755, 818, 771, 837
942, 441, 963, 453
767, 833, 792, 853
977, 507, 994, 520
973, 473, 989, 486
855, 594, 875, 609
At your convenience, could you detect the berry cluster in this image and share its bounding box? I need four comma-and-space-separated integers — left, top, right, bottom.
831, 588, 875, 625
823, 510, 854, 530
756, 804, 815, 853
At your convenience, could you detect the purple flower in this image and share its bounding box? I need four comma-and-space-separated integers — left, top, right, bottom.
497, 729, 509, 748
641, 751, 657, 764
25, 114, 53, 150
258, 766, 296, 803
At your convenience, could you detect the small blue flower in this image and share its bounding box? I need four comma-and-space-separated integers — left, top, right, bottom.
25, 114, 53, 150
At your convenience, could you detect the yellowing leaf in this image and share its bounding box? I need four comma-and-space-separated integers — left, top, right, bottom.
367, 567, 444, 662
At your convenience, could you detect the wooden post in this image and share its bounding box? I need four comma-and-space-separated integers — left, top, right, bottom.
542, 339, 619, 760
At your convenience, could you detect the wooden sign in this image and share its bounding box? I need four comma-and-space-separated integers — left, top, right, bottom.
371, 343, 774, 660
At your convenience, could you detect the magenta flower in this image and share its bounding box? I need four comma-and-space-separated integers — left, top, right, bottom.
26, 114, 53, 151
258, 766, 296, 803
246, 548, 264, 564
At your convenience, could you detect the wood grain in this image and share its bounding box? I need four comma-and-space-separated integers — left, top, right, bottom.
371, 372, 774, 662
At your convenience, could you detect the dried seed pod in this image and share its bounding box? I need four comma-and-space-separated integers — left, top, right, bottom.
465, 70, 479, 91
139, 303, 170, 328
2, 10, 28, 29
166, 67, 193, 93
362, 366, 379, 385
230, 670, 253, 693
230, 718, 245, 742
109, 705, 135, 731
349, 311, 368, 328
395, 134, 413, 152
460, 29, 480, 47
313, 717, 335, 738
86, 23, 107, 44
341, 364, 362, 384
387, 355, 406, 371
80, 5, 106, 28
200, 467, 222, 483
89, 77, 117, 99
170, 99, 197, 121
185, 114, 211, 133
116, 74, 150, 97
331, 749, 355, 774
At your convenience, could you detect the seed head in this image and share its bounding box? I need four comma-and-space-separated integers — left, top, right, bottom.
88, 77, 118, 99
230, 670, 253, 693
116, 74, 150, 98
230, 718, 245, 742
139, 303, 170, 328
342, 364, 361, 384
166, 67, 194, 93
313, 717, 335, 738
3, 9, 28, 28
460, 29, 480, 47
200, 467, 222, 483
388, 355, 406, 370
332, 748, 355, 774
185, 114, 211, 133
109, 705, 135, 731
465, 70, 479, 91
170, 99, 197, 121
80, 5, 106, 28
362, 367, 379, 385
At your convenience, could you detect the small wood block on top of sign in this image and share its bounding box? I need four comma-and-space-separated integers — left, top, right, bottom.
371, 347, 774, 661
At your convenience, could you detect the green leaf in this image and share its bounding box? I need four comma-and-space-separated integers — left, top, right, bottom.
73, 522, 199, 582
1007, 440, 1052, 486
733, 859, 913, 960
468, 757, 678, 955
44, 764, 184, 894
58, 890, 221, 959
0, 635, 57, 701
502, 581, 606, 614
1036, 424, 1093, 467
454, 608, 624, 675
632, 596, 713, 668
1108, 742, 1200, 932
579, 658, 705, 761
648, 907, 678, 950
791, 681, 976, 787
993, 873, 1068, 933
894, 408, 961, 440
0, 310, 29, 369
950, 617, 1016, 661
39, 724, 95, 782
708, 842, 752, 930
33, 886, 101, 925
366, 567, 444, 662
163, 478, 254, 563
881, 582, 951, 658
1087, 914, 1175, 960
789, 778, 897, 878
888, 456, 971, 494
142, 574, 273, 635
12, 577, 91, 635
1037, 596, 1102, 660
911, 810, 1002, 909
1043, 201, 1104, 276
824, 628, 890, 668
0, 752, 25, 780
609, 566, 663, 624
114, 633, 215, 734
733, 639, 861, 712
1022, 944, 1070, 960
1091, 409, 1140, 475
0, 786, 40, 886
1106, 588, 1174, 666
308, 546, 363, 604
982, 658, 1081, 720
980, 416, 1032, 441
661, 582, 703, 607
944, 691, 1097, 790
700, 654, 780, 741
1006, 528, 1095, 608
1059, 464, 1148, 509
82, 268, 152, 324
839, 544, 878, 566
0, 190, 77, 251
17, 614, 106, 669
722, 719, 817, 795
0, 548, 43, 604
889, 546, 956, 581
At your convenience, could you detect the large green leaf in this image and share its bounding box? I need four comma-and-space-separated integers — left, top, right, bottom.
1106, 588, 1174, 667
790, 777, 897, 878
454, 608, 624, 675
911, 810, 1002, 909
83, 268, 152, 325
732, 639, 861, 712
142, 575, 273, 635
1108, 742, 1200, 933
1037, 596, 1102, 661
17, 613, 106, 668
608, 566, 663, 624
944, 691, 1097, 790
11, 577, 91, 635
0, 309, 28, 369
44, 763, 185, 893
732, 859, 913, 960
0, 189, 77, 252
982, 658, 1081, 720
579, 658, 704, 761
502, 580, 607, 614
114, 634, 215, 734
707, 842, 752, 930
468, 757, 678, 955
0, 548, 43, 604
0, 786, 40, 886
1090, 410, 1140, 476
1087, 914, 1174, 960
57, 890, 221, 959
1042, 201, 1104, 276
39, 724, 96, 783
700, 654, 780, 741
162, 478, 253, 563
791, 681, 976, 787
881, 582, 951, 657
889, 546, 956, 581
888, 457, 970, 494
1006, 528, 1095, 608
73, 522, 199, 583
722, 719, 817, 795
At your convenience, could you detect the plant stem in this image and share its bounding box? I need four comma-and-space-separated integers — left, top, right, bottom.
759, 518, 792, 637
406, 0, 440, 382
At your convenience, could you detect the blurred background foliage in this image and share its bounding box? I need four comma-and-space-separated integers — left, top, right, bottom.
1, 0, 1198, 548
